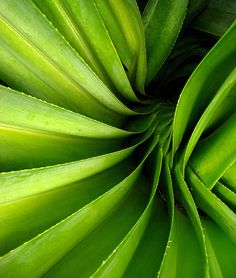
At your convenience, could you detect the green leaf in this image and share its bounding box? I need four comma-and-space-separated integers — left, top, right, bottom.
0, 125, 159, 277
173, 20, 236, 156
94, 0, 147, 93
185, 0, 209, 23
191, 0, 236, 37
143, 0, 188, 84
186, 165, 236, 244
203, 218, 236, 277
0, 0, 137, 126
32, 0, 139, 103
221, 162, 236, 193
0, 1, 235, 276
43, 173, 150, 278
183, 66, 236, 167
213, 182, 236, 212
189, 114, 236, 189
0, 157, 135, 256
91, 147, 162, 277
0, 169, 142, 277
0, 86, 129, 170
124, 197, 169, 278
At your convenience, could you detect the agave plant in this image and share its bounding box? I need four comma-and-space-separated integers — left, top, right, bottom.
0, 0, 235, 277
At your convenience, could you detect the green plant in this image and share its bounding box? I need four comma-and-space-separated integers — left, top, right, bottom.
0, 0, 235, 277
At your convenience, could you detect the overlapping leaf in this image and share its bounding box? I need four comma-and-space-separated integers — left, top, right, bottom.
0, 0, 235, 277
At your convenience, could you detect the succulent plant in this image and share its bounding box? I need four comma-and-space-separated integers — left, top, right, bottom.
0, 0, 235, 277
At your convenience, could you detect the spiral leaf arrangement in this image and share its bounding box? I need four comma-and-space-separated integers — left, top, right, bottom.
0, 0, 235, 277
